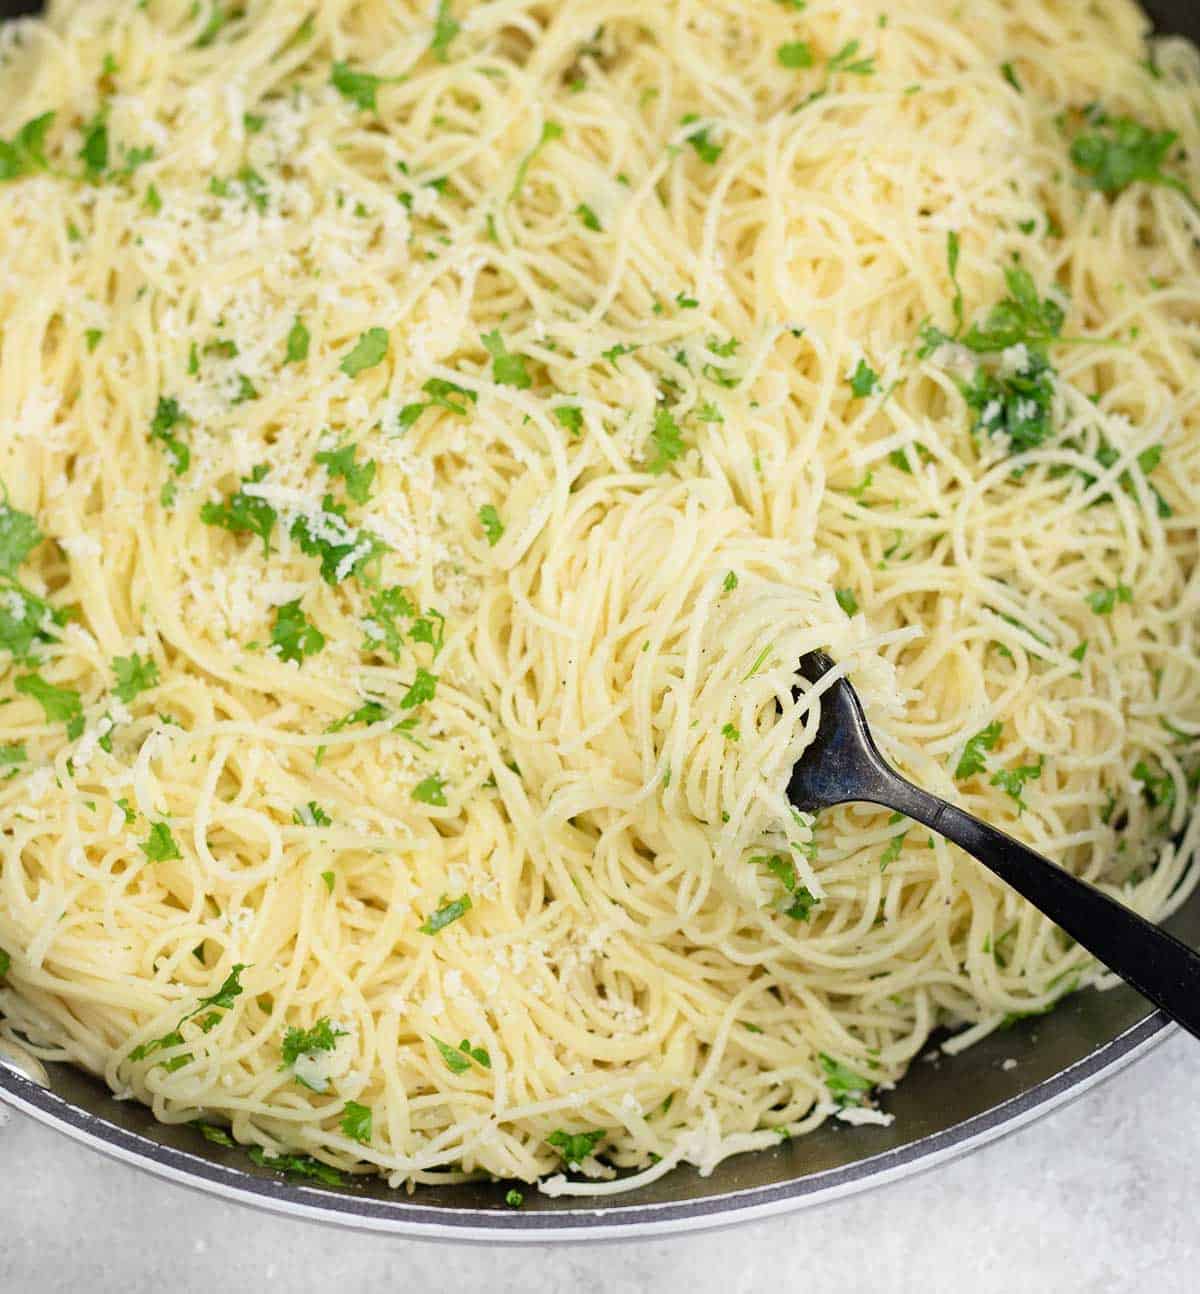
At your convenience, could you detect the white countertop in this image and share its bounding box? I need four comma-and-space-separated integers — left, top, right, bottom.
3, 1030, 1196, 1292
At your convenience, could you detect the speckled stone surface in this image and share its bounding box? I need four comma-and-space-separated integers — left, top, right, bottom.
2, 1030, 1196, 1292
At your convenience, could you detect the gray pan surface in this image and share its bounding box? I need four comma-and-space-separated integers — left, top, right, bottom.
0, 0, 1195, 1241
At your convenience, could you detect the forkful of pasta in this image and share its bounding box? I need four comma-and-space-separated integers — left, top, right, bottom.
789, 651, 1200, 1040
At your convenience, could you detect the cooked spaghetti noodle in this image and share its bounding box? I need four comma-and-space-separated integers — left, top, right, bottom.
0, 0, 1198, 1194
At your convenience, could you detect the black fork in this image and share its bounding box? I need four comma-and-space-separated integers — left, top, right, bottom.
788, 651, 1200, 1040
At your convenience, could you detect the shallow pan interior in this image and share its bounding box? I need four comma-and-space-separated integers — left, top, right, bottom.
0, 0, 1196, 1240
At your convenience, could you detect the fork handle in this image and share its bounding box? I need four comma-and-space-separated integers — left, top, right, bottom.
878, 776, 1200, 1041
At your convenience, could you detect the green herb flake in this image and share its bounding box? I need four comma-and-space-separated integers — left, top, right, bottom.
430, 0, 459, 62
290, 497, 386, 585
754, 853, 818, 920
340, 327, 389, 378
509, 121, 562, 200
553, 403, 583, 435
819, 1053, 873, 1106
432, 1034, 490, 1073
990, 758, 1044, 811
955, 720, 1003, 780
848, 359, 880, 398
1070, 110, 1197, 208
141, 820, 182, 863
293, 801, 332, 827
419, 893, 471, 934
247, 1147, 344, 1187
880, 833, 906, 870
547, 1128, 605, 1165
575, 202, 602, 231
194, 1121, 235, 1147
285, 317, 310, 364
0, 112, 55, 182
1085, 583, 1133, 615
835, 587, 859, 616
0, 499, 41, 577
316, 441, 376, 504
330, 61, 384, 112
777, 41, 814, 69
340, 1100, 372, 1144
200, 465, 277, 556
113, 653, 159, 703
478, 504, 504, 546
270, 599, 326, 665
481, 329, 532, 388
149, 396, 191, 476
646, 407, 685, 473
15, 673, 84, 740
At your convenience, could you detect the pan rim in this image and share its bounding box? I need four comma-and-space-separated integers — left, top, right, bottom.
0, 1009, 1170, 1241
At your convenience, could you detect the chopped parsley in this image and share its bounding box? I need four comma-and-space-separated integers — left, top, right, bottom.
955, 720, 1002, 779
293, 801, 332, 827
478, 504, 504, 546
575, 202, 601, 231
961, 267, 1064, 355
646, 407, 685, 473
0, 499, 42, 576
880, 832, 906, 870
419, 893, 471, 933
1085, 583, 1133, 615
509, 121, 562, 200
430, 0, 459, 62
400, 666, 438, 710
270, 599, 326, 665
340, 327, 389, 377
826, 39, 875, 77
990, 758, 1044, 811
316, 442, 376, 505
247, 1147, 343, 1187
361, 586, 416, 660
547, 1128, 605, 1165
481, 329, 532, 388
504, 1189, 524, 1209
1069, 109, 1197, 208
754, 853, 818, 920
819, 1053, 872, 1107
848, 359, 880, 398
79, 113, 108, 179
141, 821, 182, 863
721, 723, 740, 741
340, 1101, 372, 1144
149, 396, 191, 476
330, 61, 385, 111
194, 1121, 235, 1147
962, 350, 1055, 453
1133, 759, 1175, 811
777, 41, 814, 69
680, 114, 722, 165
722, 570, 738, 592
835, 587, 859, 616
0, 743, 26, 774
112, 653, 158, 703
553, 403, 583, 435
432, 1035, 491, 1073
285, 316, 310, 364
200, 465, 277, 555
0, 112, 55, 181
413, 773, 448, 807
280, 1017, 345, 1080
128, 964, 246, 1070
399, 377, 478, 429
15, 673, 84, 740
291, 498, 386, 585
